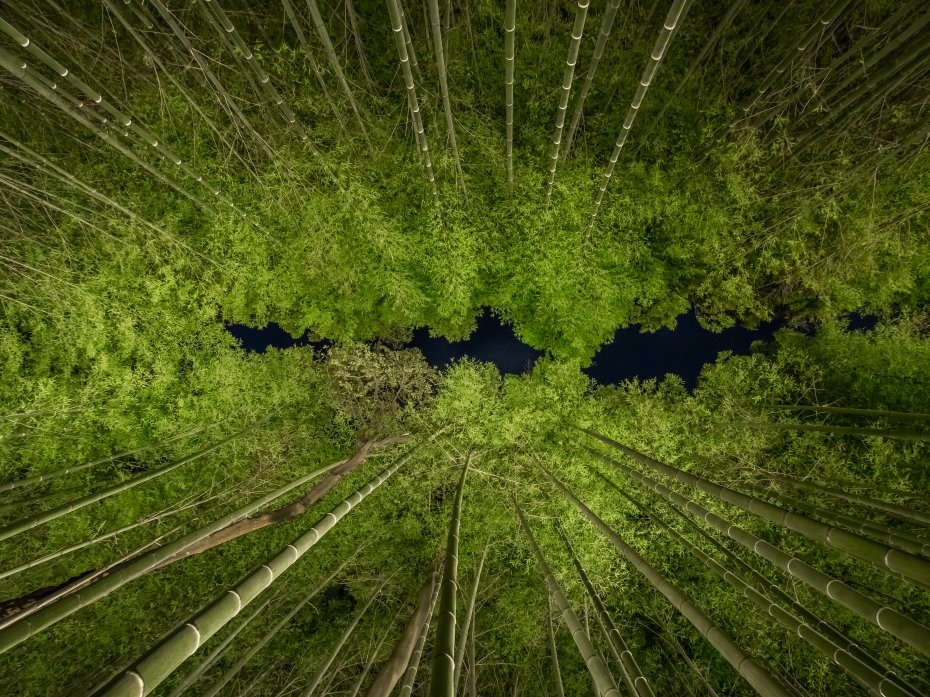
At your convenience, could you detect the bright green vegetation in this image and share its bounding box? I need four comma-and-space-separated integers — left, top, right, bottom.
0, 1, 928, 695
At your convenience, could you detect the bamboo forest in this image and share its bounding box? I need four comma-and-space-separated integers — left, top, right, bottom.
1, 0, 930, 694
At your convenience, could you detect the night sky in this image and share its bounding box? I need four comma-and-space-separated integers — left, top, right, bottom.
226, 308, 802, 390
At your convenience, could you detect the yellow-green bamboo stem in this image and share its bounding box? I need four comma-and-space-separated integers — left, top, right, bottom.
397, 568, 442, 697
504, 0, 516, 193
454, 542, 487, 689
427, 0, 460, 171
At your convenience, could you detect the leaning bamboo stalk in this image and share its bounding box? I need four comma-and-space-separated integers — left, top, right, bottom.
165, 595, 277, 697
0, 454, 352, 646
587, 0, 691, 232
626, 488, 919, 697
541, 468, 789, 697
99, 445, 420, 696
661, 486, 923, 697
453, 542, 487, 689
743, 420, 930, 443
581, 429, 930, 586
0, 425, 207, 494
759, 471, 930, 528
746, 482, 930, 558
397, 570, 443, 697
302, 575, 392, 696
514, 500, 621, 697
504, 0, 516, 193
387, 0, 440, 204
349, 608, 403, 697
546, 0, 589, 197
0, 495, 218, 581
199, 556, 354, 697
305, 0, 371, 150
555, 523, 654, 697
399, 0, 422, 82
0, 431, 242, 544
582, 446, 930, 658
563, 0, 621, 159
769, 404, 930, 422
429, 454, 470, 697
427, 0, 460, 171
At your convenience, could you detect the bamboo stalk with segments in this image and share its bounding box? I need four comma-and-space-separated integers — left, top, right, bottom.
504, 0, 516, 193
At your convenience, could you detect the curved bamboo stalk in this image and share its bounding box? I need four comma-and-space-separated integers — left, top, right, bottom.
563, 0, 621, 160
387, 0, 440, 205
587, 0, 691, 232
541, 467, 790, 697
454, 542, 487, 689
514, 499, 621, 697
428, 454, 470, 697
504, 0, 516, 193
99, 446, 420, 696
0, 431, 242, 544
0, 454, 350, 645
427, 0, 460, 172
581, 429, 930, 586
397, 568, 442, 697
554, 523, 654, 697
582, 446, 930, 658
546, 0, 588, 197
199, 556, 354, 697
617, 485, 916, 697
302, 575, 392, 696
305, 0, 371, 150
165, 595, 276, 697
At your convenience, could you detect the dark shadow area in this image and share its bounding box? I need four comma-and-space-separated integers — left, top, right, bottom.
584, 313, 783, 390
226, 323, 329, 353
408, 310, 544, 375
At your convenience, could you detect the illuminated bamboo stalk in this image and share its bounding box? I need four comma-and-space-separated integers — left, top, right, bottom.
148, 0, 274, 158
0, 431, 241, 544
349, 610, 400, 697
563, 0, 621, 160
769, 404, 930, 422
759, 470, 930, 528
302, 576, 391, 696
546, 0, 589, 197
396, 571, 442, 697
541, 469, 789, 697
387, 0, 440, 203
514, 500, 621, 697
555, 524, 654, 697
400, 0, 422, 82
587, 0, 691, 231
0, 495, 217, 581
453, 543, 487, 689
427, 0, 460, 169
582, 445, 930, 658
548, 592, 565, 697
100, 448, 418, 696
0, 456, 349, 645
504, 0, 516, 193
165, 596, 277, 697
582, 429, 930, 586
280, 0, 346, 132
745, 419, 930, 442
305, 0, 371, 149
428, 455, 470, 697
662, 488, 923, 697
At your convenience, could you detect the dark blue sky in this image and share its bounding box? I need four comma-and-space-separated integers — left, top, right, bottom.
227, 308, 796, 389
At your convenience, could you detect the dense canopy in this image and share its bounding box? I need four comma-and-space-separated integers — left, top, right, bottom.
0, 1, 928, 696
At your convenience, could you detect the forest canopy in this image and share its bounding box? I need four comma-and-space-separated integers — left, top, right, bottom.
0, 0, 928, 695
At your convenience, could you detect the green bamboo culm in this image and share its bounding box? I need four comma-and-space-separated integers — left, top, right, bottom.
398, 569, 442, 697
504, 0, 516, 192
583, 447, 930, 658
453, 543, 488, 689
548, 591, 565, 697
743, 420, 930, 442
99, 445, 422, 697
768, 404, 930, 422
616, 484, 915, 697
554, 522, 655, 697
580, 429, 930, 586
0, 430, 243, 544
0, 456, 349, 651
513, 498, 621, 697
540, 464, 790, 697
428, 454, 470, 697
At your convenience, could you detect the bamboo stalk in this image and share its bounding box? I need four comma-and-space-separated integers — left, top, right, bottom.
427, 0, 461, 172
541, 468, 789, 697
546, 0, 589, 197
504, 0, 516, 193
548, 592, 565, 697
348, 607, 401, 697
515, 499, 621, 697
99, 446, 420, 696
582, 429, 930, 586
397, 570, 442, 697
453, 542, 487, 689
